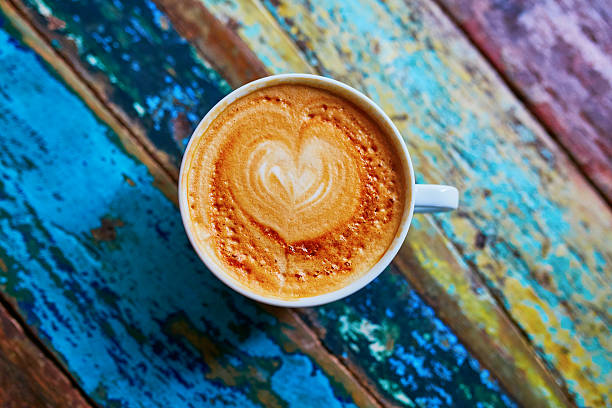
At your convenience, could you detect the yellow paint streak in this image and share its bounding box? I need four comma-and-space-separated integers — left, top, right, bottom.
201, 0, 313, 74
426, 24, 612, 398
506, 280, 610, 407
273, 1, 343, 69
402, 219, 567, 407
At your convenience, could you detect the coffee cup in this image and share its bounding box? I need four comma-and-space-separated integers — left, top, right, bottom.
179, 74, 458, 307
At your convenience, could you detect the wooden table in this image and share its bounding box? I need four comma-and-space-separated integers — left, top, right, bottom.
0, 0, 610, 406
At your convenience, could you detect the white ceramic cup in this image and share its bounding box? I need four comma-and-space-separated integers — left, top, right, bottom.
179, 74, 458, 307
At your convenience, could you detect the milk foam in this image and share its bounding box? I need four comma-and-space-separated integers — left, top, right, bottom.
186, 85, 405, 299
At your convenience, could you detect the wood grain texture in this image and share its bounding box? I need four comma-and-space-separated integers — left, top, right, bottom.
9, 0, 231, 175
0, 0, 519, 407
0, 0, 178, 204
0, 14, 371, 407
0, 306, 93, 408
435, 0, 612, 204
154, 0, 268, 88
202, 0, 612, 406
198, 0, 314, 74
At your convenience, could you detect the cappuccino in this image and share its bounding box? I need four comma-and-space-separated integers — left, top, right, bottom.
186, 84, 406, 299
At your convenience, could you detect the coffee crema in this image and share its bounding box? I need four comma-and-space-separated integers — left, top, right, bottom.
186, 84, 406, 299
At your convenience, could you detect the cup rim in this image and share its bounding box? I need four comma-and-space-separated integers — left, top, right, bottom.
178, 74, 416, 307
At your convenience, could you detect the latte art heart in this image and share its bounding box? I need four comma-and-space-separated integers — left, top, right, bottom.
230, 129, 360, 242
186, 85, 405, 300
250, 139, 330, 209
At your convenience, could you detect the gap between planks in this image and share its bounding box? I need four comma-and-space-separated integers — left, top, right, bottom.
0, 285, 99, 407
431, 0, 612, 209
1, 0, 388, 406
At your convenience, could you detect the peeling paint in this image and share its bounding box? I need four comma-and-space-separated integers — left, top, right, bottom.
0, 23, 357, 408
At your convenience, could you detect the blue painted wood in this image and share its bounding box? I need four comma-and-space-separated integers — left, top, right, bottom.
22, 0, 231, 164
0, 19, 357, 408
309, 266, 518, 407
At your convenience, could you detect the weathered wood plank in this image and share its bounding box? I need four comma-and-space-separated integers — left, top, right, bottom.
201, 0, 612, 406
0, 0, 520, 407
153, 0, 268, 88
0, 2, 384, 407
300, 266, 524, 408
9, 0, 231, 175
0, 304, 93, 408
0, 12, 370, 408
186, 0, 314, 75
436, 0, 612, 204
0, 0, 178, 204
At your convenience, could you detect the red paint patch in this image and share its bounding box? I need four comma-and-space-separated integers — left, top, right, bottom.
172, 112, 192, 148
91, 218, 125, 242
122, 174, 136, 186
159, 15, 170, 31
46, 15, 66, 31
462, 18, 504, 73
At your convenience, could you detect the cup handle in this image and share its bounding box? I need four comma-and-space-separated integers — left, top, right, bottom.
413, 184, 459, 213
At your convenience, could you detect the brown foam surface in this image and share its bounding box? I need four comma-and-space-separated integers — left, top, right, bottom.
186, 85, 405, 299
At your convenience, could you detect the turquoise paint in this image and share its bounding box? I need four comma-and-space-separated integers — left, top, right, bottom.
0, 22, 357, 408
313, 268, 517, 407
240, 24, 278, 72
593, 251, 607, 273
242, 331, 283, 358
23, 0, 231, 163
271, 355, 354, 408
